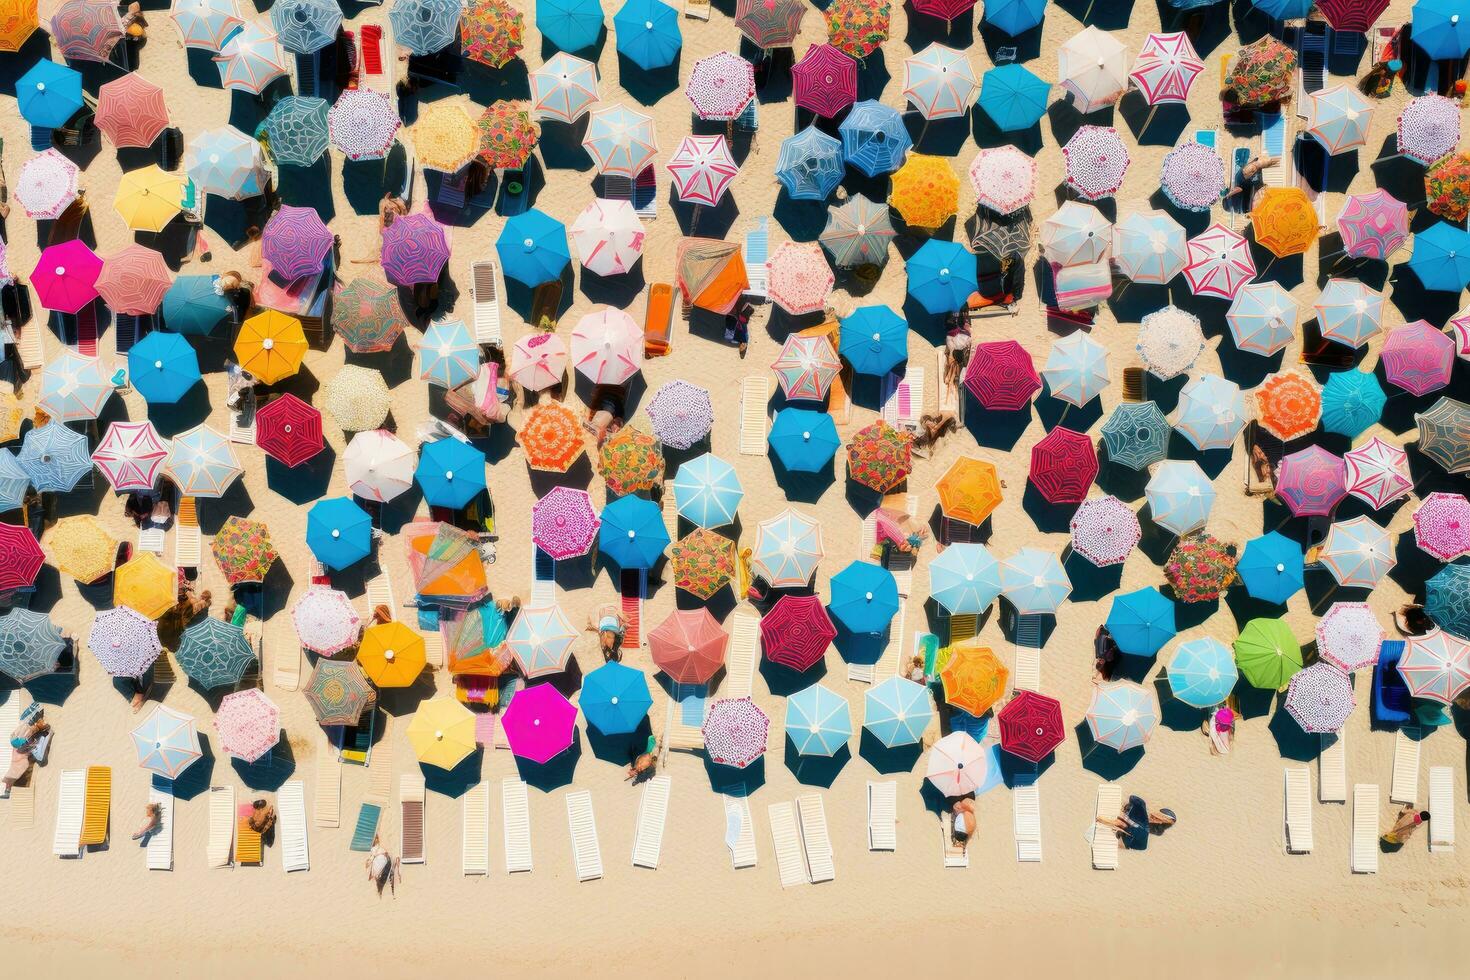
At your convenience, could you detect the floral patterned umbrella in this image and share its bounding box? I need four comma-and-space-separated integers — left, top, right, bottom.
1319, 516, 1395, 588
46, 515, 117, 585
1183, 223, 1255, 300
767, 241, 834, 316
292, 587, 362, 655
532, 486, 600, 559
50, 0, 122, 63
647, 380, 713, 450
1255, 370, 1321, 441
1225, 35, 1296, 107
1063, 125, 1129, 200
331, 278, 407, 354
1070, 495, 1141, 566
1382, 320, 1455, 396
1417, 397, 1470, 474
215, 689, 280, 764
702, 697, 769, 769
1276, 446, 1346, 517
1029, 427, 1097, 504
791, 42, 856, 118
686, 51, 755, 122
1250, 187, 1319, 257
1137, 306, 1204, 380
477, 101, 539, 170
462, 0, 523, 67
599, 426, 664, 496
1284, 663, 1355, 734
1397, 94, 1460, 166
1427, 153, 1470, 222
1129, 31, 1203, 104
965, 339, 1040, 411
1160, 141, 1226, 212
414, 103, 481, 173
666, 135, 739, 208
1164, 533, 1236, 603
825, 0, 890, 59
771, 334, 841, 402
88, 606, 161, 677
672, 529, 737, 599
1343, 436, 1410, 510
15, 149, 79, 220
969, 146, 1035, 215
936, 646, 1008, 721
1414, 492, 1470, 561
92, 420, 169, 492
517, 401, 586, 472
890, 153, 960, 229
1336, 190, 1409, 261
1316, 602, 1384, 673
211, 516, 277, 585
737, 0, 805, 48
847, 420, 912, 494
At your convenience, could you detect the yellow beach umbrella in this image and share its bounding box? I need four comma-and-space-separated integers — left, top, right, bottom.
46, 515, 119, 584
890, 153, 960, 230
356, 620, 426, 687
114, 552, 176, 620
406, 696, 477, 770
235, 309, 308, 384
414, 103, 481, 173
114, 165, 184, 232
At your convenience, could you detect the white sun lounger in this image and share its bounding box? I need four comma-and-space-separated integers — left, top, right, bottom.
1319, 732, 1346, 803
366, 572, 396, 620
314, 752, 340, 828
138, 526, 165, 555
661, 694, 705, 759
1351, 784, 1379, 873
941, 813, 969, 868
270, 619, 301, 693
400, 775, 425, 865
738, 376, 769, 456
1391, 728, 1420, 806
462, 780, 490, 875
725, 614, 759, 699
1014, 646, 1041, 693
207, 785, 235, 869
1014, 784, 1042, 862
502, 777, 533, 873
632, 774, 670, 869
1429, 767, 1455, 853
768, 801, 805, 888
368, 715, 394, 802
279, 780, 309, 872
1092, 784, 1121, 870
469, 259, 505, 347
17, 325, 44, 370
867, 780, 896, 851
725, 793, 756, 869
173, 524, 201, 569
1284, 768, 1313, 854
145, 787, 174, 871
743, 218, 768, 299
52, 769, 86, 858
797, 795, 834, 883
878, 604, 907, 681
566, 790, 603, 882
422, 628, 444, 669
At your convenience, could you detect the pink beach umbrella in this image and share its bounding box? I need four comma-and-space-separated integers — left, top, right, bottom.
964, 339, 1040, 411
1070, 495, 1141, 567
261, 205, 332, 282
1183, 223, 1255, 300
570, 308, 642, 385
1344, 436, 1410, 510
767, 241, 834, 316
791, 43, 857, 118
531, 486, 600, 559
92, 420, 169, 492
1129, 31, 1203, 105
500, 683, 578, 763
1316, 602, 1384, 674
1062, 125, 1130, 201
291, 587, 363, 655
1398, 631, 1470, 705
666, 135, 739, 208
1414, 492, 1470, 562
32, 240, 103, 314
15, 149, 79, 220
701, 696, 769, 769
94, 73, 170, 148
96, 243, 172, 315
1276, 446, 1347, 518
686, 52, 756, 121
509, 332, 568, 391
214, 689, 280, 764
649, 608, 729, 684
1337, 189, 1409, 261
760, 594, 836, 672
570, 199, 644, 277
926, 731, 987, 796
1381, 320, 1455, 396
969, 146, 1034, 215
51, 0, 124, 63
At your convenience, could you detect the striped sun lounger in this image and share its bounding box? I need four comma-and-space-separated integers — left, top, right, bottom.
350, 802, 381, 852
566, 790, 603, 882
502, 777, 533, 873
867, 780, 896, 852
797, 795, 834, 884
400, 775, 426, 865
146, 787, 174, 871
632, 775, 670, 870
80, 766, 110, 848
725, 614, 759, 698
1319, 732, 1347, 803
1013, 784, 1042, 863
738, 376, 770, 456
1285, 768, 1313, 855
463, 780, 491, 875
768, 801, 805, 888
1351, 784, 1379, 873
235, 803, 264, 866
279, 780, 309, 872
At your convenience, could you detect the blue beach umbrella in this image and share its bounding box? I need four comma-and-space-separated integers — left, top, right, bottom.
864, 677, 934, 748
838, 100, 911, 178
537, 0, 604, 52
1252, 0, 1313, 19
787, 683, 853, 757
263, 95, 331, 167
306, 496, 373, 571
671, 452, 743, 528
1106, 587, 1176, 657
418, 319, 479, 389
128, 332, 201, 404
613, 0, 681, 70
389, 0, 462, 56
928, 543, 1002, 615
1413, 0, 1470, 60
1101, 401, 1170, 470
415, 438, 487, 509
16, 60, 84, 129
768, 408, 840, 473
775, 126, 844, 201
580, 661, 653, 734
1145, 460, 1215, 536
1237, 531, 1304, 605
828, 560, 899, 634
496, 209, 571, 287
977, 63, 1050, 132
983, 0, 1048, 35
906, 239, 978, 315
18, 422, 90, 492
1000, 547, 1071, 614
162, 275, 232, 335
1320, 370, 1385, 438
176, 617, 256, 689
1407, 222, 1470, 293
838, 306, 907, 376
1167, 638, 1238, 709
599, 494, 670, 569
0, 451, 29, 510
1041, 331, 1109, 407
1426, 564, 1470, 638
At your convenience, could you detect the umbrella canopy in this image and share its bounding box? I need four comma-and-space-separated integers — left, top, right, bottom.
847, 420, 912, 494
772, 334, 841, 402
1235, 617, 1302, 691
926, 731, 987, 796
1238, 531, 1304, 605
32, 239, 102, 314
1029, 427, 1096, 504
1284, 662, 1355, 734
215, 690, 280, 764
1427, 565, 1470, 638
929, 544, 1002, 615
1321, 370, 1385, 439
649, 607, 728, 683
114, 552, 176, 621
839, 305, 906, 376
16, 59, 83, 129
571, 309, 642, 385
761, 594, 837, 672
1314, 278, 1383, 348
186, 126, 267, 200
785, 683, 852, 758
1106, 586, 1176, 657
672, 454, 742, 528
98, 239, 170, 305
261, 206, 331, 282
1112, 211, 1186, 285
646, 380, 713, 451
1255, 370, 1321, 441
1042, 332, 1109, 408
292, 587, 363, 656
271, 0, 340, 54
177, 617, 255, 689
676, 238, 748, 315
19, 422, 90, 492
976, 62, 1049, 132
382, 212, 451, 287
517, 401, 586, 472
599, 495, 669, 570
751, 508, 823, 588
581, 661, 653, 735
1320, 516, 1395, 588
1415, 492, 1470, 562
792, 42, 856, 118
131, 705, 202, 779
1226, 281, 1297, 356
965, 340, 1040, 411
358, 621, 426, 688
613, 0, 679, 69
462, 0, 523, 67
0, 450, 22, 509
1336, 190, 1409, 261
1417, 397, 1470, 475
828, 560, 899, 635
825, 0, 890, 58
507, 605, 578, 677
40, 349, 112, 423
305, 659, 372, 726
531, 51, 600, 122
162, 425, 240, 499
95, 74, 168, 149
1101, 401, 1169, 470
1277, 446, 1347, 518
496, 209, 569, 288
997, 690, 1064, 762
671, 529, 737, 600
344, 429, 415, 504
476, 100, 540, 171
51, 0, 123, 63
0, 0, 38, 51
405, 522, 489, 604
509, 333, 568, 392
501, 684, 578, 763
390, 0, 460, 54
940, 645, 1009, 718
1070, 495, 1140, 567
0, 607, 60, 683
1059, 25, 1127, 113
890, 154, 960, 229
1319, 0, 1389, 32
1305, 83, 1373, 154
1344, 437, 1410, 510
1317, 602, 1384, 674
936, 457, 1002, 527
702, 697, 769, 769
100, 422, 172, 498
686, 51, 755, 122
969, 146, 1035, 216
598, 425, 663, 496
162, 275, 232, 336
769, 408, 841, 473
263, 95, 330, 168
839, 100, 911, 178
1039, 201, 1111, 266
1145, 460, 1215, 535
15, 149, 79, 220
775, 126, 844, 201
570, 198, 645, 277
211, 516, 277, 586
1085, 681, 1157, 752
1398, 94, 1460, 166
214, 21, 287, 94
1226, 35, 1296, 106
864, 676, 933, 748
128, 333, 200, 404
1001, 548, 1070, 614
418, 319, 479, 389
906, 239, 978, 315
1382, 321, 1455, 397
1174, 374, 1246, 452
88, 606, 161, 677
1167, 638, 1237, 709
306, 496, 373, 571
47, 515, 117, 585
1183, 223, 1255, 300
1160, 141, 1226, 212
537, 0, 601, 51
1414, 0, 1470, 59
1063, 125, 1129, 200
1399, 630, 1470, 705
1408, 222, 1470, 293
666, 135, 738, 208
415, 438, 486, 510
582, 104, 658, 177
414, 103, 480, 173
255, 393, 323, 469
321, 365, 391, 431
1251, 187, 1319, 257
531, 486, 600, 560
901, 43, 978, 121
1130, 30, 1203, 104
737, 0, 805, 47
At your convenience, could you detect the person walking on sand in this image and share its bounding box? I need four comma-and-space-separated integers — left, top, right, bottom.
366, 835, 400, 896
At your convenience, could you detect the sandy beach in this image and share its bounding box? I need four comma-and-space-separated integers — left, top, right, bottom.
3, 0, 1469, 976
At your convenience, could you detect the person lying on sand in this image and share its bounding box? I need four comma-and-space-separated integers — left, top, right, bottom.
1381, 805, 1429, 847
1097, 796, 1176, 850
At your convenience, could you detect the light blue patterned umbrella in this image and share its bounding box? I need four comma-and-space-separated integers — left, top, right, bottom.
928, 543, 1002, 615
1041, 332, 1109, 407
1321, 370, 1385, 438
775, 126, 844, 201
40, 349, 112, 423
1174, 374, 1246, 451
0, 609, 65, 683
506, 604, 578, 677
672, 453, 743, 528
1226, 280, 1297, 355
164, 425, 242, 498
162, 275, 232, 335
270, 0, 341, 54
18, 422, 90, 492
787, 683, 853, 757
389, 0, 461, 56
838, 100, 911, 178
186, 126, 266, 200
0, 451, 28, 510
176, 617, 255, 689
263, 95, 330, 167
418, 320, 479, 389
1111, 210, 1187, 284
170, 0, 246, 50
1101, 401, 1169, 471
1167, 638, 1237, 708
581, 104, 658, 177
1313, 278, 1382, 348
130, 704, 202, 779
1320, 516, 1395, 588
1305, 83, 1374, 154
1145, 460, 1215, 535
750, 508, 823, 588
1000, 547, 1071, 614
1085, 681, 1158, 752
864, 677, 933, 748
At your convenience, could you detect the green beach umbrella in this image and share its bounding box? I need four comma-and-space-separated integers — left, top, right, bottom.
1233, 617, 1302, 691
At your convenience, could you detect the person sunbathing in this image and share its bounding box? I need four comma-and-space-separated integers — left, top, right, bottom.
587, 606, 629, 662
247, 799, 276, 837
951, 798, 977, 849
912, 411, 958, 458
1381, 805, 1430, 847
1097, 796, 1176, 850
874, 507, 929, 554
131, 803, 162, 841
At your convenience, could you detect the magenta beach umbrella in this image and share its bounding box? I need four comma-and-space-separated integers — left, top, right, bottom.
93, 420, 169, 492
531, 486, 600, 559
1381, 320, 1455, 396
381, 212, 451, 287
31, 240, 102, 314
701, 696, 770, 769
501, 683, 577, 763
1414, 492, 1470, 562
1336, 189, 1409, 261
791, 43, 857, 118
261, 205, 331, 282
1276, 446, 1347, 517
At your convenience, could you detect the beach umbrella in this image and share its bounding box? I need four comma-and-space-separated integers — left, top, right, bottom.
16, 59, 83, 129
537, 0, 601, 51
649, 608, 728, 683
304, 660, 371, 727
1427, 565, 1470, 638
1305, 84, 1373, 154
1313, 278, 1382, 348
1344, 437, 1410, 510
737, 0, 804, 47
131, 705, 201, 780
1137, 306, 1204, 381
969, 147, 1035, 216
1130, 31, 1203, 105
1042, 332, 1109, 408
976, 62, 1049, 132
94, 74, 168, 149
127, 333, 199, 405
462, 0, 523, 67
822, 195, 895, 270
390, 0, 460, 54
1255, 369, 1321, 441
186, 126, 267, 200
1102, 402, 1168, 471
1105, 587, 1175, 657
582, 103, 658, 177
1251, 187, 1319, 257
702, 697, 769, 769
1319, 0, 1390, 33
666, 135, 738, 208
517, 402, 586, 472
647, 380, 713, 450
0, 451, 23, 510
496, 209, 569, 288
997, 690, 1064, 762
50, 0, 122, 63
1162, 534, 1235, 603
263, 95, 330, 167
306, 496, 372, 570
598, 426, 663, 496
672, 454, 741, 528
509, 333, 568, 392
829, 561, 899, 635
1397, 94, 1459, 166
500, 684, 578, 763
1417, 398, 1470, 474
929, 544, 1002, 615
1382, 321, 1455, 397
1319, 370, 1382, 439
1001, 548, 1070, 615
382, 211, 451, 287
161, 275, 231, 337
581, 662, 653, 735
612, 0, 679, 70
418, 320, 479, 389
1398, 630, 1470, 705
530, 51, 600, 125
981, 0, 1043, 32
771, 334, 841, 403
1252, 0, 1313, 16
1145, 460, 1215, 535
1039, 201, 1111, 266
261, 205, 331, 282
1225, 35, 1295, 106
1174, 375, 1246, 452
357, 621, 426, 689
1063, 125, 1129, 201
405, 524, 488, 607
926, 731, 987, 796
214, 690, 280, 765
271, 0, 339, 54
1238, 531, 1304, 605
414, 103, 480, 173
345, 430, 415, 503
838, 100, 911, 178
442, 610, 517, 680
599, 495, 668, 569
965, 340, 1039, 411
170, 0, 243, 48
1276, 446, 1346, 518
890, 154, 960, 230
784, 684, 852, 758
1059, 25, 1127, 113
321, 365, 391, 432
775, 125, 844, 201
0, 609, 57, 683
210, 516, 277, 586
751, 508, 823, 588
671, 529, 737, 599
1336, 190, 1408, 262
1029, 427, 1096, 504
906, 239, 977, 315
1167, 638, 1236, 709
0, 525, 44, 596
791, 43, 856, 118
235, 309, 307, 386
1412, 0, 1470, 60
214, 21, 287, 94
532, 487, 600, 559
292, 588, 362, 655
1085, 682, 1157, 752
769, 242, 835, 316
1160, 141, 1226, 212
1283, 663, 1355, 734
838, 305, 906, 376
177, 617, 255, 689
676, 238, 748, 315
39, 350, 112, 423
847, 420, 912, 494
1183, 223, 1254, 300
1225, 281, 1297, 356
1408, 222, 1470, 293
761, 594, 837, 672
19, 422, 90, 492
1320, 516, 1395, 588
476, 100, 540, 171
416, 438, 486, 510
1415, 492, 1470, 561
32, 239, 102, 314
1070, 496, 1140, 567
331, 278, 406, 354
937, 457, 1002, 527
15, 149, 79, 220
685, 52, 756, 122
506, 604, 578, 678
97, 243, 172, 316
87, 606, 161, 677
864, 677, 933, 748
571, 308, 642, 386
824, 0, 890, 58
114, 552, 176, 621
1316, 602, 1384, 674
1112, 211, 1186, 285
46, 515, 117, 585
570, 199, 644, 277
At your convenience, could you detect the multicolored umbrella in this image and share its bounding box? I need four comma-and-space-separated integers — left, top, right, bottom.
676, 238, 748, 314
1226, 281, 1297, 356
1319, 516, 1395, 588
506, 605, 577, 678
864, 677, 932, 748
671, 454, 741, 528
737, 0, 805, 48
50, 0, 123, 63
1058, 25, 1128, 113
771, 334, 840, 403
1174, 374, 1246, 451
40, 350, 112, 423
214, 21, 288, 94
501, 683, 577, 763
87, 606, 161, 677
382, 212, 451, 287
649, 607, 728, 683
462, 0, 523, 67
751, 508, 823, 588
131, 705, 202, 779
305, 659, 371, 726
791, 42, 856, 118
517, 401, 586, 472
965, 339, 1040, 411
786, 683, 852, 758
321, 365, 391, 431
32, 239, 102, 314
1137, 305, 1203, 380
211, 516, 277, 586
1160, 141, 1226, 212
1167, 638, 1236, 708
1382, 320, 1455, 396
824, 0, 890, 59
1183, 223, 1255, 300
1397, 630, 1470, 705
847, 421, 912, 494
822, 195, 897, 271
1254, 370, 1321, 441
890, 154, 960, 229
666, 135, 738, 208
215, 690, 281, 764
969, 146, 1035, 216
996, 690, 1064, 763
15, 149, 79, 220
165, 424, 243, 498
1397, 94, 1460, 166
839, 100, 911, 178
702, 697, 769, 769
390, 0, 461, 55
1336, 189, 1409, 261
1225, 35, 1296, 107
531, 486, 600, 560
1417, 397, 1470, 474
292, 587, 362, 656
1085, 682, 1157, 752
598, 426, 664, 497
761, 594, 837, 672
1039, 201, 1111, 266
177, 617, 255, 689
671, 528, 737, 599
331, 278, 406, 354
1277, 446, 1346, 517
1305, 83, 1374, 154
186, 126, 267, 200
1343, 437, 1410, 510
477, 100, 539, 170
976, 63, 1050, 131
1316, 602, 1384, 673
1415, 492, 1470, 562
1070, 496, 1140, 567
263, 95, 330, 167
1164, 533, 1236, 604
1251, 187, 1319, 257
19, 422, 91, 492
46, 515, 117, 585
775, 125, 844, 201
1029, 427, 1096, 505
570, 198, 644, 277
581, 661, 653, 736
1063, 125, 1129, 200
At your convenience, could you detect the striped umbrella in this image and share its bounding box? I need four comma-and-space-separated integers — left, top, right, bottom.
1070, 496, 1140, 567
1336, 190, 1409, 261
93, 421, 169, 492
215, 690, 280, 764
902, 43, 977, 120
1316, 602, 1384, 673
1063, 125, 1129, 200
291, 587, 362, 655
1029, 427, 1096, 504
1284, 663, 1354, 734
1160, 141, 1226, 212
15, 149, 79, 220
703, 697, 769, 769
822, 195, 895, 269
1226, 281, 1297, 355
1319, 516, 1395, 588
965, 339, 1040, 411
531, 486, 599, 560
997, 691, 1064, 762
1130, 31, 1203, 104
304, 660, 371, 726
0, 609, 63, 683
1085, 682, 1157, 752
170, 0, 245, 50
1314, 278, 1382, 348
1255, 370, 1321, 441
1183, 223, 1255, 300
382, 212, 450, 287
1167, 638, 1237, 708
1102, 401, 1169, 470
131, 705, 202, 779
648, 608, 728, 683
40, 350, 112, 423
1174, 374, 1246, 451
761, 594, 836, 671
1277, 446, 1346, 517
88, 606, 161, 677
864, 677, 933, 748
264, 95, 330, 167
95, 74, 168, 148
389, 0, 460, 55
418, 320, 479, 389
506, 605, 577, 678
1145, 460, 1215, 535
165, 424, 242, 498
1397, 630, 1470, 705
771, 334, 840, 402
571, 309, 642, 385
1397, 94, 1459, 166
969, 146, 1035, 215
530, 52, 600, 123
97, 243, 172, 315
1382, 320, 1455, 397
51, 0, 123, 63
775, 126, 844, 200
737, 0, 805, 48
1344, 436, 1410, 510
751, 508, 823, 588
261, 206, 331, 282
186, 126, 267, 200
214, 21, 287, 94
666, 135, 738, 207
0, 522, 43, 595
1319, 0, 1389, 32
582, 104, 658, 177
19, 422, 91, 492
786, 683, 852, 757
177, 617, 255, 689
648, 380, 713, 450
791, 42, 856, 118
838, 100, 910, 178
1414, 492, 1470, 562
570, 199, 644, 277
1305, 84, 1374, 154
331, 278, 406, 354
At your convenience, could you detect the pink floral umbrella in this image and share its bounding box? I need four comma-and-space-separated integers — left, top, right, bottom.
767, 241, 834, 316
1183, 223, 1255, 300
1316, 602, 1384, 673
1129, 31, 1203, 105
15, 149, 79, 220
1381, 320, 1455, 396
93, 420, 169, 492
1344, 436, 1410, 510
1070, 495, 1141, 566
1277, 446, 1346, 518
771, 334, 841, 401
969, 146, 1034, 215
1414, 492, 1470, 561
570, 308, 642, 385
701, 696, 769, 769
291, 587, 363, 655
666, 135, 739, 207
509, 331, 568, 391
1397, 94, 1460, 166
791, 42, 857, 118
686, 52, 756, 121
531, 486, 600, 559
1062, 125, 1129, 200
1336, 189, 1409, 260
214, 689, 280, 763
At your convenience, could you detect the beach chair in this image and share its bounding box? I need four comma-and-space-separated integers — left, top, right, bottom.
502, 777, 533, 873
360, 24, 384, 78
1014, 646, 1041, 693
530, 546, 555, 606
1391, 727, 1421, 806
271, 619, 301, 693
1091, 784, 1121, 870
1429, 767, 1455, 853
1351, 784, 1379, 874
725, 793, 757, 869
632, 774, 671, 869
228, 395, 256, 446
235, 803, 264, 866
768, 801, 805, 887
899, 367, 924, 431
797, 795, 834, 883
1013, 784, 1042, 862
17, 323, 44, 371
279, 780, 309, 872
644, 283, 675, 358
876, 603, 906, 681
885, 494, 919, 596
1318, 731, 1347, 803
364, 713, 393, 799
79, 766, 110, 848
530, 280, 563, 332
1297, 25, 1328, 108
619, 568, 645, 649
950, 614, 979, 645
138, 525, 165, 555
633, 167, 657, 219
314, 752, 341, 828
867, 780, 897, 852
462, 780, 490, 875
470, 260, 505, 347
743, 219, 769, 301
941, 813, 969, 868
738, 376, 769, 456
29, 126, 52, 151
207, 786, 234, 868
146, 787, 174, 870
1260, 113, 1289, 188
400, 775, 426, 865
52, 770, 85, 857
684, 0, 710, 19
660, 692, 706, 761
1284, 768, 1314, 854
565, 790, 603, 882
339, 704, 377, 766
1372, 640, 1412, 728
726, 613, 759, 698
435, 168, 469, 210
350, 802, 381, 852
74, 303, 97, 357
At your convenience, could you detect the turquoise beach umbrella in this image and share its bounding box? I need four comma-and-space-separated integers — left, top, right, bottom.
162, 275, 232, 335
415, 438, 487, 509
306, 496, 373, 570
130, 704, 202, 780
16, 60, 84, 129
613, 0, 681, 70
1106, 587, 1176, 656
418, 319, 479, 389
0, 451, 29, 510
496, 209, 571, 287
671, 453, 743, 528
838, 100, 911, 178
128, 332, 201, 404
1408, 222, 1470, 293
1237, 531, 1304, 605
839, 306, 908, 376
1101, 401, 1169, 470
977, 63, 1050, 131
984, 0, 1048, 35
1252, 0, 1312, 18
537, 0, 604, 52
929, 543, 1002, 615
263, 95, 331, 167
1000, 547, 1071, 614
768, 408, 840, 473
389, 0, 462, 56
828, 560, 899, 634
581, 661, 653, 734
906, 239, 978, 315
786, 683, 853, 757
599, 495, 670, 569
864, 677, 934, 748
1167, 638, 1238, 709
1320, 370, 1385, 438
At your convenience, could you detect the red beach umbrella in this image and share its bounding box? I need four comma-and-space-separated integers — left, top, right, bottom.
760, 594, 837, 672
648, 608, 729, 684
997, 690, 1064, 762
94, 73, 170, 148
256, 393, 324, 467
1029, 427, 1097, 504
96, 243, 172, 315
964, 339, 1041, 411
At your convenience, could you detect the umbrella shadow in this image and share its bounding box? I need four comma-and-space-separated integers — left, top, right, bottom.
770, 451, 836, 505
833, 623, 886, 669
535, 116, 595, 172
771, 194, 830, 244
586, 716, 653, 767
1269, 701, 1325, 762
784, 741, 851, 788
231, 738, 295, 792
620, 53, 682, 107
265, 444, 337, 505
422, 746, 485, 799
759, 655, 825, 698
704, 754, 764, 795
961, 402, 1031, 452
671, 189, 740, 240
978, 20, 1044, 62
1118, 89, 1190, 147
1074, 721, 1145, 779
858, 729, 922, 775
1054, 0, 1136, 30
514, 732, 582, 792
163, 734, 216, 801
1036, 386, 1102, 433
1064, 550, 1124, 603
1021, 484, 1078, 535
462, 58, 531, 104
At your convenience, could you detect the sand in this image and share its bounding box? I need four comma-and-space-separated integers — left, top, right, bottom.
3, 1, 1468, 977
